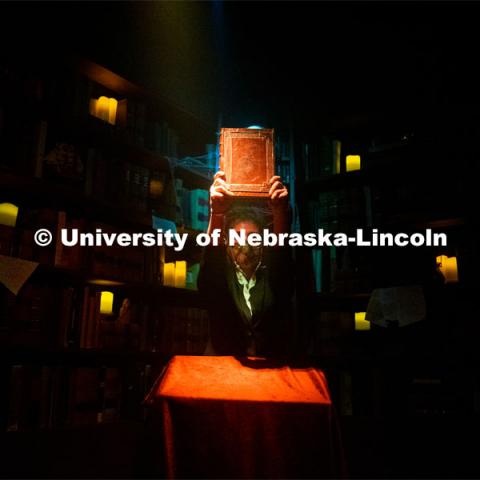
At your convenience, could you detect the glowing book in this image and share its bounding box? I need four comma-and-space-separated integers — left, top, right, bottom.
219, 128, 275, 198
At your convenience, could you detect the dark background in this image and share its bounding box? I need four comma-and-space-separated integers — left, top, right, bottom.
3, 1, 479, 134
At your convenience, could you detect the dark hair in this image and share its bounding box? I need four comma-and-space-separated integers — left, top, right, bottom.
224, 204, 270, 231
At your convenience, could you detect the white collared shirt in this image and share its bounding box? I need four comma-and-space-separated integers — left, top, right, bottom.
233, 261, 261, 317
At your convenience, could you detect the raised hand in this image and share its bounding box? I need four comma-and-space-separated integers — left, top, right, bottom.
268, 175, 289, 212
210, 170, 234, 215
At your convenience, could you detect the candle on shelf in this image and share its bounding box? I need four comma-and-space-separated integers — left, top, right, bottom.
100, 291, 114, 315
175, 261, 187, 288
90, 96, 119, 125
163, 262, 175, 287
436, 255, 458, 283
355, 312, 370, 331
346, 155, 361, 172
0, 203, 19, 227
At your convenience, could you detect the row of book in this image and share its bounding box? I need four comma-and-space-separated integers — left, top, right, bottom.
4, 362, 155, 431
78, 292, 209, 354
1, 281, 209, 354
307, 311, 360, 358
370, 178, 463, 224
60, 287, 145, 351
86, 147, 177, 214
306, 187, 373, 235
0, 282, 56, 346
0, 115, 179, 217
1, 203, 204, 286
275, 137, 291, 162
311, 246, 373, 294
302, 137, 342, 180
275, 162, 291, 185
153, 305, 210, 355
0, 207, 164, 282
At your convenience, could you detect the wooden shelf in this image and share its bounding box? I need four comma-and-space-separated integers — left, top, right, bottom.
303, 169, 369, 192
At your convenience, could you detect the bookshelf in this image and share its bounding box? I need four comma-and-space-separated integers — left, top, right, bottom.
0, 54, 214, 434
294, 127, 479, 418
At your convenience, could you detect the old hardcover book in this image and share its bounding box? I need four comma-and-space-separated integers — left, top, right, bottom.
219, 128, 275, 197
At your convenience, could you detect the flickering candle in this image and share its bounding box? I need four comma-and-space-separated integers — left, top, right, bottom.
436, 255, 459, 283
444, 256, 458, 283
346, 155, 361, 172
96, 96, 110, 122
100, 291, 114, 315
0, 203, 19, 227
355, 312, 370, 331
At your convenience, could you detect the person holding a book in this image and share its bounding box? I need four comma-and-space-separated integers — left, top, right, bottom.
198, 170, 294, 356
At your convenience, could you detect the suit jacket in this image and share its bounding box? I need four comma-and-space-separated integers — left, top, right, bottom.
198, 244, 295, 356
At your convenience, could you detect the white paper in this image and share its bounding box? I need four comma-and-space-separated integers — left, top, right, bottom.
0, 255, 39, 295
366, 285, 426, 327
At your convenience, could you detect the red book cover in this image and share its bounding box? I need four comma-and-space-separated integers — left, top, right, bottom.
219, 128, 275, 198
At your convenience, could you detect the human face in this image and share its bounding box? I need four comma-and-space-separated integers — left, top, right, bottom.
226, 220, 262, 278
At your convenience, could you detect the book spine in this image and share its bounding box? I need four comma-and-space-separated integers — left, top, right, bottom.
33, 120, 48, 178
6, 365, 24, 431
54, 211, 67, 267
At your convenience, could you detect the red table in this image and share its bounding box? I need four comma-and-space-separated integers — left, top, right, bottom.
144, 355, 347, 479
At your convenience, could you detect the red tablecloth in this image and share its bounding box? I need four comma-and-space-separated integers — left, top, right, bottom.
144, 355, 347, 479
